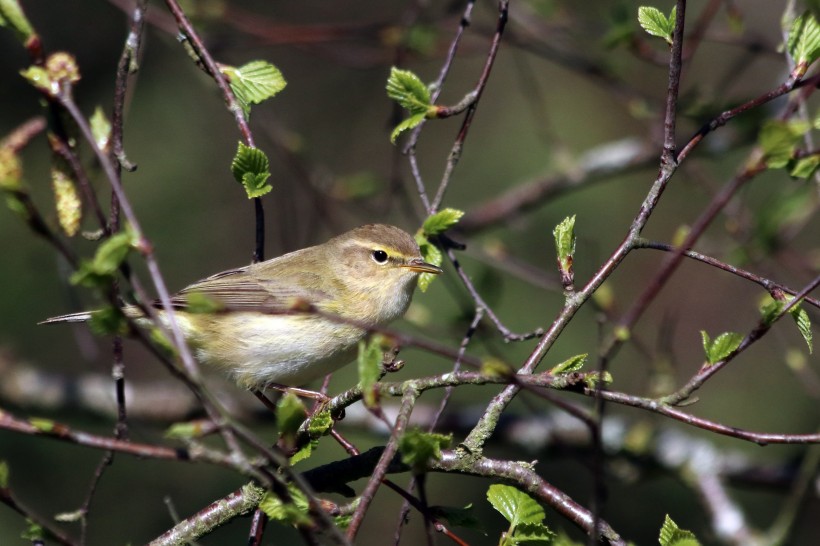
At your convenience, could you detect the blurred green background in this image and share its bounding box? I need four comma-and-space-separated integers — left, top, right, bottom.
1, 0, 818, 544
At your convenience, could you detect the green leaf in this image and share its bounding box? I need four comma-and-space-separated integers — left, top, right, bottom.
307, 410, 333, 437
759, 120, 810, 168
637, 5, 676, 45
487, 484, 545, 528
789, 154, 820, 178
0, 0, 35, 42
390, 112, 426, 143
386, 67, 432, 115
19, 65, 54, 95
276, 393, 307, 440
790, 305, 813, 354
700, 330, 743, 364
164, 421, 207, 440
70, 230, 137, 287
0, 460, 8, 488
658, 515, 701, 546
414, 232, 442, 292
259, 487, 312, 526
88, 306, 128, 336
787, 11, 820, 66
29, 417, 56, 433
398, 428, 452, 473
358, 335, 385, 408
20, 519, 44, 541
513, 522, 555, 544
289, 440, 316, 466
422, 207, 465, 236
90, 106, 112, 151
553, 215, 576, 281
222, 60, 287, 118
550, 353, 588, 374
231, 142, 273, 198
583, 371, 613, 389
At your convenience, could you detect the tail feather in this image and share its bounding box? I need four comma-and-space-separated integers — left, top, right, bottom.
39, 311, 93, 325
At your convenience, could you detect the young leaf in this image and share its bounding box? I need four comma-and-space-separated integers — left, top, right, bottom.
758, 119, 809, 168
658, 515, 701, 546
276, 392, 307, 440
386, 67, 432, 115
637, 5, 676, 45
787, 11, 820, 66
398, 428, 452, 473
422, 207, 465, 236
553, 215, 576, 286
550, 353, 588, 374
358, 335, 385, 408
259, 487, 312, 526
307, 410, 334, 437
231, 142, 273, 198
70, 230, 137, 287
222, 60, 287, 118
514, 521, 555, 544
20, 520, 44, 542
164, 420, 211, 440
790, 305, 813, 354
487, 484, 545, 528
789, 154, 820, 178
414, 232, 442, 292
289, 440, 316, 466
390, 112, 426, 143
700, 330, 743, 365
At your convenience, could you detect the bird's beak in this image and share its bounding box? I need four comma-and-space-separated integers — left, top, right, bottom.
401, 257, 443, 275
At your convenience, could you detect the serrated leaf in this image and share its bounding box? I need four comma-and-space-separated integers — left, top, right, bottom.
386, 67, 432, 115
700, 330, 743, 364
550, 353, 588, 374
222, 60, 287, 118
0, 0, 35, 42
659, 515, 701, 546
638, 6, 676, 45
583, 371, 613, 388
787, 11, 820, 66
231, 142, 273, 198
289, 440, 316, 466
276, 392, 307, 440
0, 460, 8, 488
414, 232, 442, 292
513, 521, 555, 544
553, 215, 576, 278
790, 305, 813, 354
90, 106, 111, 151
398, 428, 452, 473
390, 112, 426, 143
358, 335, 385, 408
422, 207, 465, 236
487, 484, 545, 528
51, 167, 81, 237
259, 487, 312, 526
307, 410, 333, 437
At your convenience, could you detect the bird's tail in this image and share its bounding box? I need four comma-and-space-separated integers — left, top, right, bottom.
38, 311, 93, 325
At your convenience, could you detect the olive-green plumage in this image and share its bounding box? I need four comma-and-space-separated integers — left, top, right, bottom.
43, 224, 441, 389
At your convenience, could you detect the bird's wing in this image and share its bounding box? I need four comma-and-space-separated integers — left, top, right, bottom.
165, 265, 330, 313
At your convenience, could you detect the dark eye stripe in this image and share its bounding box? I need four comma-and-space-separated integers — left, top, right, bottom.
372, 250, 388, 263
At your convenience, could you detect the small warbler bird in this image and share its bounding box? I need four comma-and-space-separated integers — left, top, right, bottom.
42, 224, 442, 389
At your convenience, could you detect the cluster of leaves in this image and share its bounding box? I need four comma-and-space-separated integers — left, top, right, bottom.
386, 67, 438, 142
219, 60, 286, 119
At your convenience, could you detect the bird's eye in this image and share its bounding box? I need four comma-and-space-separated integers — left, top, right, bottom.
371, 250, 388, 264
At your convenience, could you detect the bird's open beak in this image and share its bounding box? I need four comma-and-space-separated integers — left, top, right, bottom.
401, 257, 443, 274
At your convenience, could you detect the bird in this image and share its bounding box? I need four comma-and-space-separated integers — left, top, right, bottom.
41, 224, 442, 390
